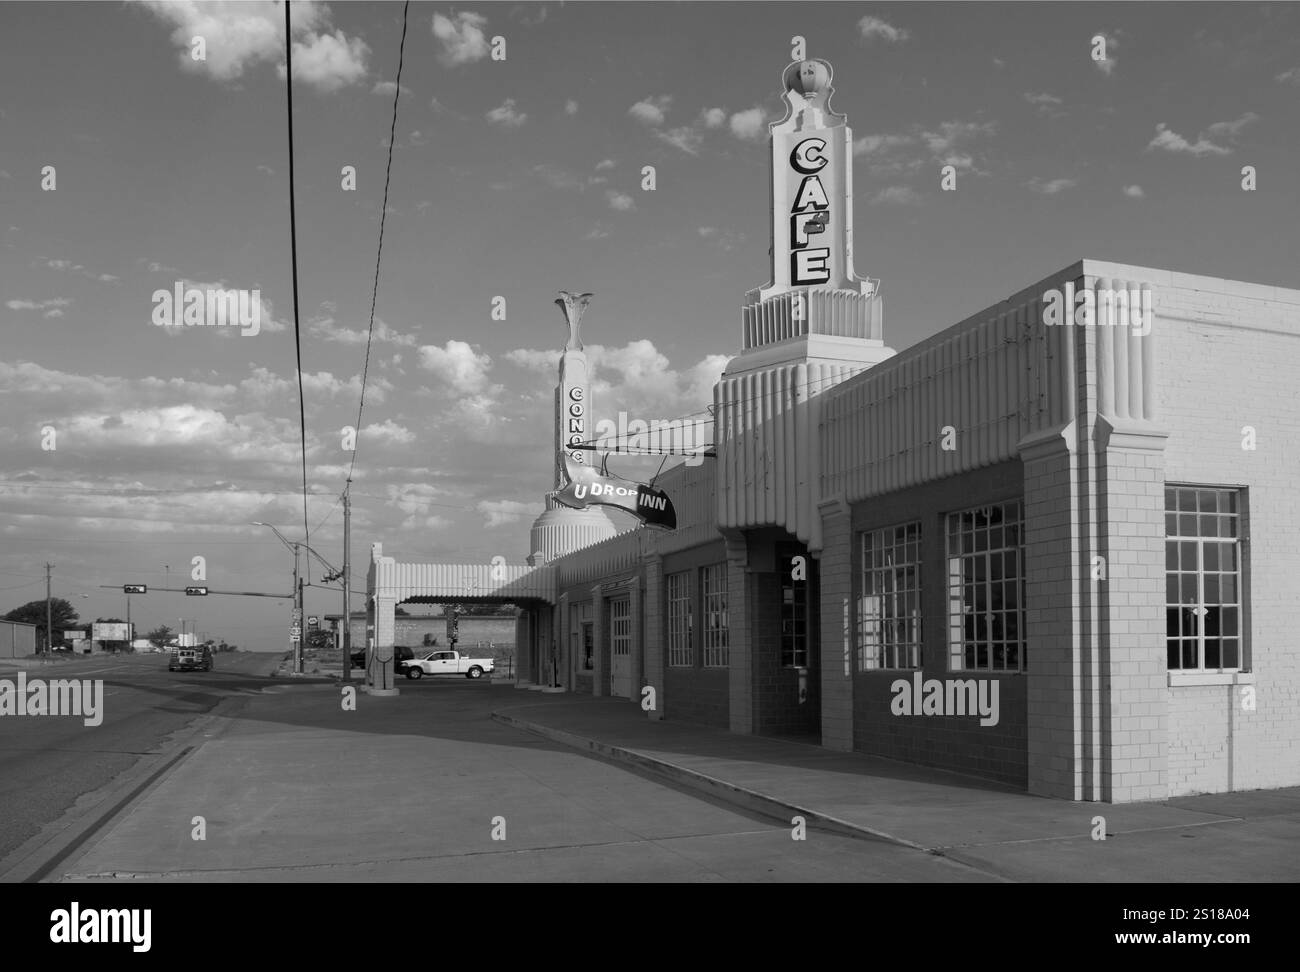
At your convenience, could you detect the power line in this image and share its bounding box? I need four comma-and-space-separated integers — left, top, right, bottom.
347, 0, 410, 486
285, 0, 311, 577
0, 481, 333, 497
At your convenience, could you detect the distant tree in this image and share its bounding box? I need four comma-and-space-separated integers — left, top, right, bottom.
95, 617, 126, 624
395, 606, 410, 616
4, 598, 81, 645
145, 625, 175, 650
218, 641, 230, 652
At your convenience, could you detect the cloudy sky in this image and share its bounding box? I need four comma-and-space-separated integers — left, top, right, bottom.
1, 2, 1297, 647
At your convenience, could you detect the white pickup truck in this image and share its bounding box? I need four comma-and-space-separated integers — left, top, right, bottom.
403, 648, 495, 680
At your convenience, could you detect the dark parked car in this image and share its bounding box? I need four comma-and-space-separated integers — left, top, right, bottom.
349, 645, 414, 669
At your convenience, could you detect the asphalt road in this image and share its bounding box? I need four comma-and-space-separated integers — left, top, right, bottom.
0, 651, 281, 864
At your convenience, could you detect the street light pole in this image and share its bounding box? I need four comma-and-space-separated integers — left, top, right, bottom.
44, 563, 53, 661
342, 480, 352, 681
293, 542, 303, 674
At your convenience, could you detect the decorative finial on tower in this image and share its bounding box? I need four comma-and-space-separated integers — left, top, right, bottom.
556, 291, 593, 351
779, 58, 838, 129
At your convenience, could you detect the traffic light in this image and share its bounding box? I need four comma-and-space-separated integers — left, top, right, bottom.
185, 586, 209, 596
123, 584, 147, 594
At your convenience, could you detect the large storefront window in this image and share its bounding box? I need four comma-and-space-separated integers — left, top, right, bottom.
781, 566, 808, 669
858, 522, 922, 671
1166, 486, 1246, 672
667, 571, 692, 667
946, 500, 1026, 672
701, 564, 728, 668
571, 600, 594, 672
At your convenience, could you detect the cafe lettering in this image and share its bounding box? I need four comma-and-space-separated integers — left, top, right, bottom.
789, 136, 831, 286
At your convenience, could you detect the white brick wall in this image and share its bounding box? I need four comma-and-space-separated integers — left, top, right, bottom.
1155, 278, 1300, 795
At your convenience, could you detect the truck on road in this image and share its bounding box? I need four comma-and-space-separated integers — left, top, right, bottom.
403, 648, 495, 680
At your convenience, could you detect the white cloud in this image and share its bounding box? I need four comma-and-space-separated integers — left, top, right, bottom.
139, 0, 371, 92
431, 11, 490, 66
696, 226, 743, 250
39, 259, 119, 283
595, 158, 615, 171
417, 340, 495, 395
605, 190, 635, 212
871, 186, 920, 205
858, 16, 910, 43
1277, 67, 1300, 85
505, 341, 727, 421
1024, 92, 1065, 117
582, 227, 611, 240
852, 133, 918, 156
384, 482, 455, 530
309, 316, 415, 347
1203, 112, 1259, 139
486, 98, 526, 127
656, 127, 703, 155
728, 107, 768, 141
628, 95, 671, 126
922, 120, 996, 155
7, 297, 72, 312
361, 419, 414, 445
1027, 177, 1078, 195
1146, 123, 1230, 157
699, 107, 727, 128
279, 29, 369, 92
372, 80, 411, 97
1123, 185, 1145, 198
565, 98, 578, 115
476, 499, 538, 528
853, 121, 995, 179
1093, 30, 1120, 76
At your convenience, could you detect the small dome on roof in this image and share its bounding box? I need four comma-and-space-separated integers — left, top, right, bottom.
783, 59, 832, 96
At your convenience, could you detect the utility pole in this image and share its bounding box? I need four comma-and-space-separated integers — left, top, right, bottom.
44, 563, 53, 661
342, 480, 352, 681
293, 543, 303, 674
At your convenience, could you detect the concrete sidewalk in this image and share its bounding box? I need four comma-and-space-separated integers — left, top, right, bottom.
491, 693, 1300, 881
33, 681, 1300, 882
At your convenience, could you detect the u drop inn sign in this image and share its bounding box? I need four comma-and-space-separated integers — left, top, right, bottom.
552, 455, 676, 529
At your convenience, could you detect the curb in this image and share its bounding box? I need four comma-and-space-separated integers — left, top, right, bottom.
490, 710, 931, 852
0, 694, 248, 883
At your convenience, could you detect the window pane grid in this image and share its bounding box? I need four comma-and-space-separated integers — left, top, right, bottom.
946, 500, 1026, 672
781, 559, 808, 669
1165, 486, 1243, 672
701, 564, 729, 668
858, 522, 922, 671
610, 598, 631, 657
667, 571, 692, 667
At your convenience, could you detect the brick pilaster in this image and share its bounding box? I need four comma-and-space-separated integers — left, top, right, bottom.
817, 497, 854, 751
